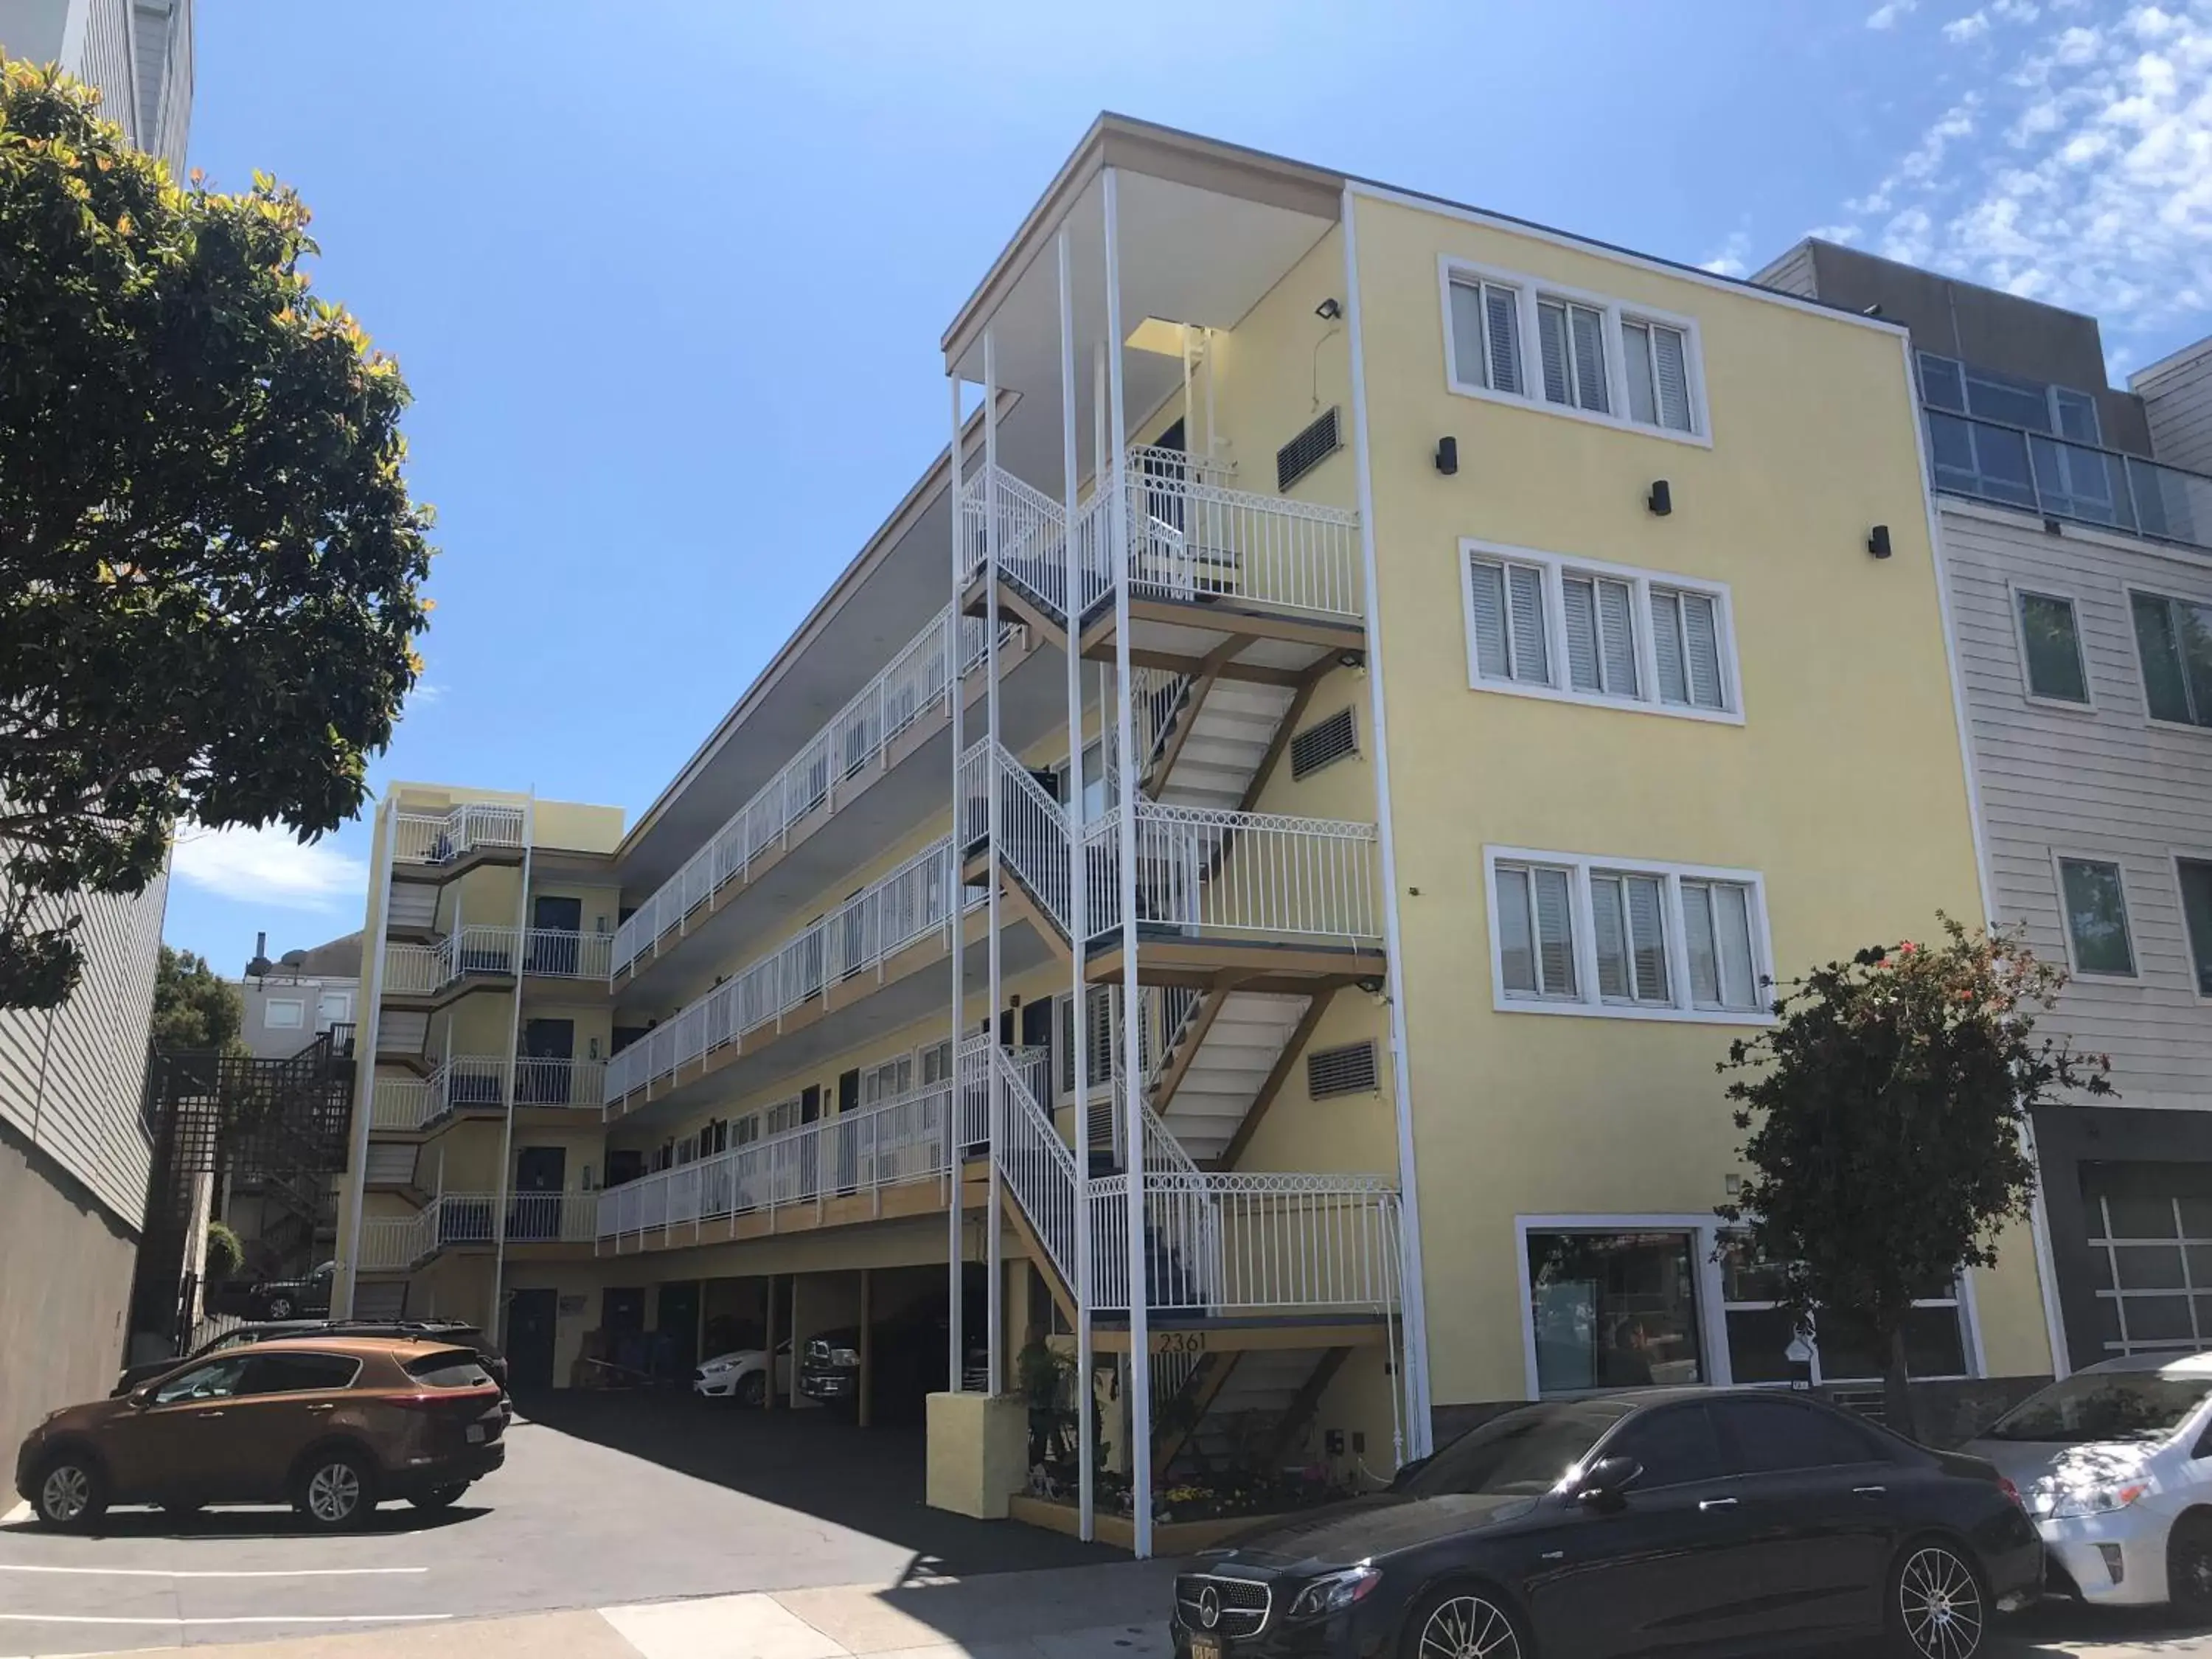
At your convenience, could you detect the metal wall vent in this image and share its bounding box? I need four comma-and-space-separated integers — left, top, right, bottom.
1290, 707, 1358, 779
1276, 406, 1342, 493
1307, 1040, 1378, 1099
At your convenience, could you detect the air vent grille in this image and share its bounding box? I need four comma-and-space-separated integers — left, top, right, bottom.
1290, 707, 1358, 779
1276, 406, 1342, 493
1307, 1040, 1378, 1099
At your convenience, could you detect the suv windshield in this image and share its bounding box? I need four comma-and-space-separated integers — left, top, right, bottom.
1399, 1402, 1630, 1497
1986, 1373, 2212, 1444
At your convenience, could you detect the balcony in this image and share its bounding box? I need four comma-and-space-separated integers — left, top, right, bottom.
370, 1056, 608, 1133
602, 836, 1018, 1119
1927, 408, 2212, 554
610, 604, 1060, 1009
381, 926, 613, 1009
597, 1072, 967, 1251
389, 803, 527, 877
355, 1191, 596, 1271
961, 741, 1386, 985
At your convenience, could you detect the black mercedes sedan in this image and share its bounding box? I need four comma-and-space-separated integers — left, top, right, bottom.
1171, 1388, 2041, 1659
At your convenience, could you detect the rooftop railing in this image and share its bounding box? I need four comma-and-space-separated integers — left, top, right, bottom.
1927, 408, 2212, 554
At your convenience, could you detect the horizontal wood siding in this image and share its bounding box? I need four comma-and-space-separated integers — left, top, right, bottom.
0, 869, 167, 1227
1943, 501, 2212, 1110
2135, 339, 2212, 477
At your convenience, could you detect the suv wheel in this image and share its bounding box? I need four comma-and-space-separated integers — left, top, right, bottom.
265, 1295, 296, 1319
32, 1453, 107, 1531
296, 1450, 377, 1531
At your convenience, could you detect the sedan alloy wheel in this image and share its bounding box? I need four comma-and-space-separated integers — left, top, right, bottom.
1896, 1544, 1984, 1659
1413, 1593, 1523, 1659
39, 1463, 93, 1525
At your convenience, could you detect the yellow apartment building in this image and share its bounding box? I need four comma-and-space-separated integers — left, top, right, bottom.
331, 115, 2054, 1556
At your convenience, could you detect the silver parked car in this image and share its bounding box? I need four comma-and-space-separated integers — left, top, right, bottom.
1967, 1352, 2212, 1610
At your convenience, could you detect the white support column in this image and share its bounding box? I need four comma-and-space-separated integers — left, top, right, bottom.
338, 803, 396, 1316
489, 797, 535, 1339
1338, 186, 1433, 1456
1102, 167, 1152, 1559
946, 375, 968, 1394
1057, 224, 1095, 1543
983, 329, 1006, 1394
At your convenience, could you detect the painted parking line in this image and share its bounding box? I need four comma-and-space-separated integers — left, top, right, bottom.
0, 1564, 428, 1578
0, 1613, 452, 1625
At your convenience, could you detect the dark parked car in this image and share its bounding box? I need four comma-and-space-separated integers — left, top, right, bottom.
799, 1309, 987, 1421
114, 1320, 509, 1396
236, 1259, 335, 1321
1171, 1388, 2041, 1659
19, 1337, 506, 1531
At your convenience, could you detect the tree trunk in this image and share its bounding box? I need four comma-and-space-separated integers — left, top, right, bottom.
1882, 1321, 1918, 1442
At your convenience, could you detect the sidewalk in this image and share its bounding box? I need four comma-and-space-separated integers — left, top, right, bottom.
35, 1562, 1182, 1659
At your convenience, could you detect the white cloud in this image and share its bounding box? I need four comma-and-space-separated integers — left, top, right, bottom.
1947, 10, 1994, 41
1700, 229, 1753, 278
1868, 0, 1919, 26
172, 824, 367, 912
1807, 222, 1865, 243
411, 682, 446, 706
1831, 1, 2212, 347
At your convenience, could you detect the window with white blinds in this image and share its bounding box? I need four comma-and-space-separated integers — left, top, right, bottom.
1444, 261, 1707, 440
1463, 542, 1739, 720
1487, 847, 1770, 1023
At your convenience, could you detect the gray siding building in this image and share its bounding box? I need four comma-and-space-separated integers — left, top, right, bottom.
1763, 239, 2212, 1376
0, 0, 190, 1451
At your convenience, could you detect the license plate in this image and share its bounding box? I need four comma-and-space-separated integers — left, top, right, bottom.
466, 1424, 486, 1443
1189, 1635, 1222, 1659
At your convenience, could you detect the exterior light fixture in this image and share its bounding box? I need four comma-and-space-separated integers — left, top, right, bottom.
1646, 480, 1672, 516
1314, 297, 1343, 321
1868, 524, 1893, 559
1435, 436, 1458, 475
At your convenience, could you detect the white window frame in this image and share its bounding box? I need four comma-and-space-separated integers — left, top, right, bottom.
262, 997, 305, 1030
1514, 1214, 1986, 1401
1440, 257, 1712, 448
2048, 849, 2144, 984
1484, 846, 1773, 1026
315, 990, 355, 1029
2125, 582, 2212, 734
2008, 581, 2096, 712
1461, 540, 1743, 726
1715, 1228, 1980, 1388
2170, 847, 2212, 1006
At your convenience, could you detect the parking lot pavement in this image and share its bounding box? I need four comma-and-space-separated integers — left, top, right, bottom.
0, 1394, 1112, 1654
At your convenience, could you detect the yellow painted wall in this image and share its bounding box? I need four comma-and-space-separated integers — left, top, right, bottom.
1343, 192, 2037, 1402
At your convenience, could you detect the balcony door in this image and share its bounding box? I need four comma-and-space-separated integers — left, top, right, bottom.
530, 895, 582, 974
512, 1146, 566, 1239
521, 1018, 574, 1106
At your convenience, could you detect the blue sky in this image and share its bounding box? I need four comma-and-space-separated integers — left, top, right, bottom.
162, 0, 2212, 972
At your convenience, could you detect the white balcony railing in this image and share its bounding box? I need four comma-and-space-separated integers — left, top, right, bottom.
381, 927, 613, 1000
597, 1076, 955, 1246
391, 803, 527, 867
1083, 802, 1380, 946
963, 452, 1363, 626
611, 604, 1000, 981
603, 835, 976, 1107
371, 1056, 608, 1131
357, 1191, 596, 1271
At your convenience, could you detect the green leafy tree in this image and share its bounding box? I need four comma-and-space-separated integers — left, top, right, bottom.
150, 944, 243, 1053
1719, 917, 2111, 1436
0, 61, 434, 1010
204, 1219, 244, 1282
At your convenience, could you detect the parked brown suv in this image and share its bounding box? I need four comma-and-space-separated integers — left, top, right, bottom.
15, 1337, 505, 1531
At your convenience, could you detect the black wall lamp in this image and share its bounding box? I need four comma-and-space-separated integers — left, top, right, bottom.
1314, 297, 1343, 321
1435, 436, 1458, 476
1646, 480, 1672, 516
1868, 524, 1893, 559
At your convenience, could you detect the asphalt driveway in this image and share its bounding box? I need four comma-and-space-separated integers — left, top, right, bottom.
0, 1391, 1111, 1652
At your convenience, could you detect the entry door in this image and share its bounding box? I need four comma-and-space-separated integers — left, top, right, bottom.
505, 1288, 559, 1391
530, 895, 582, 974
512, 1146, 566, 1239
656, 1281, 702, 1376
521, 1018, 575, 1105
603, 1287, 645, 1332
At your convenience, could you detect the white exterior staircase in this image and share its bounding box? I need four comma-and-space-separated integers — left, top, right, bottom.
1146, 678, 1298, 812
1152, 990, 1309, 1162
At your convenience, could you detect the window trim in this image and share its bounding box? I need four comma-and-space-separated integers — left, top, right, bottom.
1484, 847, 1773, 1026
2006, 581, 2097, 713
2168, 848, 2212, 1005
262, 997, 306, 1030
2125, 582, 2212, 734
1439, 257, 1713, 448
2049, 849, 2145, 984
1717, 1229, 1977, 1388
1460, 540, 1745, 726
1515, 1213, 1986, 1401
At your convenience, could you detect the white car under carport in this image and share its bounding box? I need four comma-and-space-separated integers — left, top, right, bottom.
692, 1338, 792, 1405
1968, 1352, 2212, 1610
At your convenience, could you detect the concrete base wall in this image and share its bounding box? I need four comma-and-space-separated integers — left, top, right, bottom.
0, 1118, 138, 1453
926, 1391, 1026, 1519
